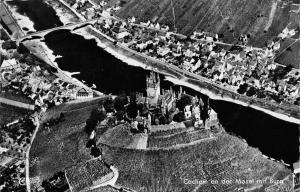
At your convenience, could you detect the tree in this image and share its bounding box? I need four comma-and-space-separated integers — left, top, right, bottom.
246, 87, 257, 97
1, 40, 17, 50
90, 108, 107, 123
86, 139, 96, 148
103, 97, 115, 113
42, 181, 53, 192
176, 95, 192, 111
237, 83, 248, 94
256, 90, 266, 98
127, 93, 138, 119
114, 94, 128, 112
115, 110, 125, 121
85, 118, 97, 134
173, 112, 185, 122
138, 103, 149, 117
59, 113, 65, 122
91, 146, 102, 158
127, 102, 138, 119
17, 43, 30, 54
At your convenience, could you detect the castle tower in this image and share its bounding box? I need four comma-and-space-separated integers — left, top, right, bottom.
146, 72, 161, 105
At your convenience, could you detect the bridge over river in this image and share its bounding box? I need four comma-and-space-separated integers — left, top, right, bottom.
0, 0, 101, 41
14, 18, 100, 41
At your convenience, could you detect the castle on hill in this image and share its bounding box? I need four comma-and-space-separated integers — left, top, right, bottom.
136, 71, 220, 129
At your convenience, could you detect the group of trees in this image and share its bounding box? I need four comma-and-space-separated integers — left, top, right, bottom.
41, 171, 69, 192
84, 103, 107, 135
44, 113, 65, 128
84, 101, 108, 158
1, 40, 17, 50
113, 93, 149, 122
269, 64, 293, 82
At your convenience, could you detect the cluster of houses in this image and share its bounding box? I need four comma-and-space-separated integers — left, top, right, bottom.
70, 0, 120, 19
0, 59, 93, 112
69, 0, 298, 106
0, 43, 94, 191
0, 41, 96, 191
0, 115, 36, 191
94, 15, 299, 105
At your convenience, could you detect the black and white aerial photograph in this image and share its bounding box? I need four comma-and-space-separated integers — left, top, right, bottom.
0, 0, 299, 191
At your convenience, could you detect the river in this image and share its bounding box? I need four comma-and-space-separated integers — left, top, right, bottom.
8, 0, 299, 165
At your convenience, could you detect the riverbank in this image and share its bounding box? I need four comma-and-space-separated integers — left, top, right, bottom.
165, 76, 300, 125
73, 29, 300, 124
44, 0, 80, 24
43, 0, 176, 78
47, 0, 300, 124
23, 39, 100, 95
5, 2, 35, 32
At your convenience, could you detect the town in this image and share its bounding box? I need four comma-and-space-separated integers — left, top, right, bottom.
68, 0, 300, 109
0, 0, 299, 191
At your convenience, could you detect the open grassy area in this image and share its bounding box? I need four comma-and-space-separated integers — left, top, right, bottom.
0, 103, 30, 125
99, 133, 292, 192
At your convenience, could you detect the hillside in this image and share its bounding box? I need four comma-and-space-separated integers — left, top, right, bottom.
115, 0, 299, 44
100, 134, 292, 192
29, 97, 109, 182
28, 97, 294, 191
109, 0, 300, 67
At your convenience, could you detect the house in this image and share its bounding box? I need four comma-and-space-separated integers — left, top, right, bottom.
294, 161, 300, 185
116, 31, 131, 40
205, 108, 219, 130
1, 59, 17, 68
75, 87, 93, 99
184, 105, 192, 119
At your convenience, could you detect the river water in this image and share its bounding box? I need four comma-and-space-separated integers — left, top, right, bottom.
8, 0, 299, 165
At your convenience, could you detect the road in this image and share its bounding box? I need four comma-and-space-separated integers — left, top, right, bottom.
0, 1, 25, 36
25, 115, 39, 192
0, 97, 34, 110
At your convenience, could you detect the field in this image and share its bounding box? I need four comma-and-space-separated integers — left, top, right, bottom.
99, 133, 292, 192
149, 127, 187, 137
0, 103, 29, 125
147, 129, 211, 148
97, 123, 136, 148
29, 97, 108, 181
275, 39, 300, 68
66, 158, 113, 192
